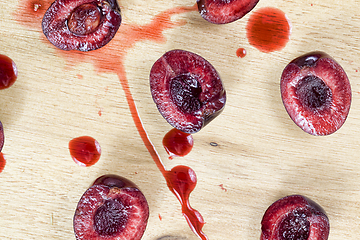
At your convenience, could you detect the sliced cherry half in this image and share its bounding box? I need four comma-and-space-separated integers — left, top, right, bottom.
73, 174, 149, 240
280, 51, 351, 136
150, 49, 226, 134
42, 0, 121, 51
261, 195, 330, 240
197, 0, 259, 24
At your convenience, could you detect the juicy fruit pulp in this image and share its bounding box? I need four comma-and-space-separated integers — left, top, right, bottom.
280, 51, 351, 136
150, 49, 226, 134
0, 54, 18, 90
261, 195, 330, 240
42, 0, 122, 51
197, 0, 259, 24
73, 174, 149, 240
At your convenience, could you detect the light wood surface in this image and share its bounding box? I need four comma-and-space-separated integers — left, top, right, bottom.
1, 0, 360, 239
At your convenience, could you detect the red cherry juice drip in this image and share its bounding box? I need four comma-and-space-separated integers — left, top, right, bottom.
246, 7, 291, 53
163, 128, 194, 159
0, 153, 5, 173
236, 48, 246, 58
0, 54, 18, 90
14, 3, 207, 240
165, 165, 207, 240
69, 136, 101, 167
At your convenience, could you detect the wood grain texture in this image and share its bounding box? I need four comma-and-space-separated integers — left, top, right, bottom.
1, 0, 360, 239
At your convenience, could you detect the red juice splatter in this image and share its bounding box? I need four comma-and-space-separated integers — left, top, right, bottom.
165, 165, 207, 240
0, 153, 6, 173
219, 184, 227, 192
14, 2, 207, 239
69, 136, 101, 167
0, 54, 18, 90
236, 48, 246, 58
246, 7, 291, 53
163, 128, 193, 159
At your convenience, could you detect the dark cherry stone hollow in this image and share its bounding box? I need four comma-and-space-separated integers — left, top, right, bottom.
295, 75, 332, 110
280, 51, 351, 136
150, 49, 226, 134
67, 3, 102, 35
197, 0, 259, 24
73, 174, 149, 240
42, 0, 121, 51
261, 195, 330, 240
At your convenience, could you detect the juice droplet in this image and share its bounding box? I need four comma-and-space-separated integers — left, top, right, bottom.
69, 136, 101, 167
0, 153, 6, 173
165, 165, 208, 240
246, 7, 291, 53
236, 48, 247, 58
0, 54, 18, 90
163, 128, 193, 159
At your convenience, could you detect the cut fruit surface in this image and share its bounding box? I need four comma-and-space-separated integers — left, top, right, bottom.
42, 0, 121, 51
150, 49, 226, 134
280, 51, 351, 136
73, 175, 149, 240
197, 0, 259, 24
261, 195, 330, 240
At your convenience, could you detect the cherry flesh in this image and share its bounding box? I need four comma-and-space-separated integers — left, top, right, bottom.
0, 54, 18, 90
73, 174, 149, 240
42, 0, 121, 51
150, 49, 226, 134
280, 51, 351, 136
261, 195, 330, 240
197, 0, 259, 24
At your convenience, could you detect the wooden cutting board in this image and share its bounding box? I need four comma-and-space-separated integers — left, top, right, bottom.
1, 0, 360, 239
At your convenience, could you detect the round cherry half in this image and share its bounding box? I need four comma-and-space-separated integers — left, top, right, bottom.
150, 49, 226, 134
261, 195, 330, 240
42, 0, 121, 51
74, 174, 149, 240
280, 51, 351, 136
197, 0, 259, 24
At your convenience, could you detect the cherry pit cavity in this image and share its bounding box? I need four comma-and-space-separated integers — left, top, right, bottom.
11, 0, 353, 239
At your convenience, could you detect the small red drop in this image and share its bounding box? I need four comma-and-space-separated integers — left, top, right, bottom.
236, 48, 246, 58
0, 54, 18, 90
69, 136, 101, 167
0, 153, 6, 173
163, 128, 193, 159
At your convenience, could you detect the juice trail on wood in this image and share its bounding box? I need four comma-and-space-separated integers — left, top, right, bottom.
14, 2, 208, 239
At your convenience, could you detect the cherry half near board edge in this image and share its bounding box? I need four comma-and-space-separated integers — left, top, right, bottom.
14, 2, 208, 239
